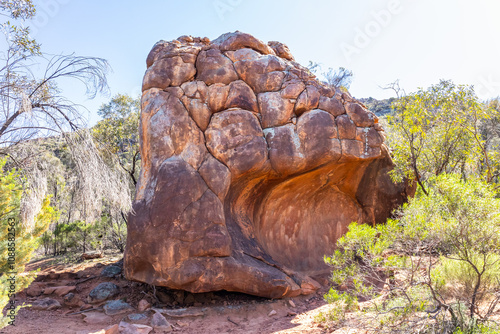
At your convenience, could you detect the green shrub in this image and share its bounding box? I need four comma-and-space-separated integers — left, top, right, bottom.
0, 159, 55, 328
324, 173, 500, 333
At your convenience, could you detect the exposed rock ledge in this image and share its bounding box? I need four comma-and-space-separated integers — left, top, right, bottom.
124, 31, 411, 298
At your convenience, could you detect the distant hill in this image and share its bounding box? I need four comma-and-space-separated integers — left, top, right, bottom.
358, 97, 396, 116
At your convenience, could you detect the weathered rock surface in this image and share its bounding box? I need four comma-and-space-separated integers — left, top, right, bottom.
125, 31, 411, 298
89, 283, 119, 303
101, 265, 122, 278
150, 312, 172, 332
103, 300, 134, 315
30, 297, 61, 310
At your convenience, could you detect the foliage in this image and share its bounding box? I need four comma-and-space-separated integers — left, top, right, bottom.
93, 94, 141, 187
0, 0, 133, 229
16, 92, 140, 258
323, 174, 500, 333
0, 158, 55, 327
359, 97, 396, 116
386, 80, 499, 194
307, 61, 353, 90
40, 212, 126, 256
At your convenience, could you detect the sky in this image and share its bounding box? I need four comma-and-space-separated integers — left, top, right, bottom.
22, 0, 500, 125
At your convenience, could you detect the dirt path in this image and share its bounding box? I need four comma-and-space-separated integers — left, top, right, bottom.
1, 254, 337, 334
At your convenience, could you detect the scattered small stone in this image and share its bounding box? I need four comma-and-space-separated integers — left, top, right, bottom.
117, 322, 138, 334
31, 297, 61, 310
130, 324, 153, 334
104, 324, 119, 334
137, 299, 151, 312
100, 265, 122, 278
89, 282, 119, 303
81, 251, 103, 260
43, 287, 57, 295
118, 322, 153, 334
268, 310, 277, 317
26, 283, 44, 297
151, 312, 172, 331
103, 299, 134, 316
288, 299, 296, 308
83, 312, 112, 324
46, 285, 76, 296
286, 311, 297, 317
161, 307, 207, 318
63, 292, 75, 302
64, 292, 84, 308
127, 313, 148, 321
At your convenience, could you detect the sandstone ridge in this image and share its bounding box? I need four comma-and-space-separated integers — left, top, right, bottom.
124, 31, 409, 298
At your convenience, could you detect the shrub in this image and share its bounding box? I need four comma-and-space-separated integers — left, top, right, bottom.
324, 173, 500, 333
0, 159, 55, 328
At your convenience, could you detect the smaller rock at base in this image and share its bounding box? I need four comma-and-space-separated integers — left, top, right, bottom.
83, 312, 112, 324
119, 321, 153, 334
137, 299, 151, 312
130, 324, 153, 334
89, 282, 119, 303
127, 313, 148, 321
288, 299, 296, 308
64, 292, 84, 308
31, 297, 61, 310
151, 312, 172, 332
104, 324, 119, 334
54, 285, 76, 296
268, 310, 277, 317
100, 265, 122, 278
26, 283, 44, 297
162, 307, 206, 318
104, 299, 134, 315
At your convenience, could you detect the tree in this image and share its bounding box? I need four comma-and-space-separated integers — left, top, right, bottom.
386, 80, 498, 194
93, 94, 140, 187
323, 174, 500, 333
0, 159, 55, 327
307, 62, 353, 90
0, 1, 130, 327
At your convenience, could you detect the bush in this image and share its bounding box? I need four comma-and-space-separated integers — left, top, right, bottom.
324, 173, 500, 333
0, 159, 55, 328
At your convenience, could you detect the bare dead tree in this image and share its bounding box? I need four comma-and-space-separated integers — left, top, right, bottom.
0, 19, 133, 228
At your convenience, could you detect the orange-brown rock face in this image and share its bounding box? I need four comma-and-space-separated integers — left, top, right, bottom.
124, 32, 410, 298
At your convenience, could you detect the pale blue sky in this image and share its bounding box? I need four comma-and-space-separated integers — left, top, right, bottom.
25, 0, 500, 124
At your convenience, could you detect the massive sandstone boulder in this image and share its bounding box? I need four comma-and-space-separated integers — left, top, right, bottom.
124, 32, 410, 298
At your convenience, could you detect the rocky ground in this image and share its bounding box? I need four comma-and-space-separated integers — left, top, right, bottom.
1, 252, 343, 334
